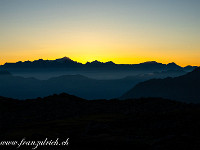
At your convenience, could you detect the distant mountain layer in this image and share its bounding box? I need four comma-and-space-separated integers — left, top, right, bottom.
1, 57, 197, 72
0, 73, 139, 100
121, 67, 200, 103
0, 69, 188, 100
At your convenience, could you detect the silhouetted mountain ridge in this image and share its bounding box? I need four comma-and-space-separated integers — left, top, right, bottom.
1, 94, 200, 149
1, 57, 197, 72
121, 67, 200, 103
183, 66, 200, 77
0, 69, 189, 100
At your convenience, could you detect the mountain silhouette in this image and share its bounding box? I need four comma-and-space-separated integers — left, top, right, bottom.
121, 67, 200, 103
55, 56, 75, 63
1, 57, 196, 80
1, 57, 196, 72
166, 62, 182, 70
0, 74, 139, 100
1, 94, 200, 149
0, 69, 188, 100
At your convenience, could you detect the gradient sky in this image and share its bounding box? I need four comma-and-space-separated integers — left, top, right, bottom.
0, 0, 200, 66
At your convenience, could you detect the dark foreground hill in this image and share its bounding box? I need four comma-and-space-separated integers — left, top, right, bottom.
1, 93, 200, 150
121, 67, 200, 103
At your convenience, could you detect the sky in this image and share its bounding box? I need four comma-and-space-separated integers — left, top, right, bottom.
0, 0, 200, 66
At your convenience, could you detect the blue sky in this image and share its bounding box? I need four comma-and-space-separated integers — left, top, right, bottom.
0, 0, 199, 66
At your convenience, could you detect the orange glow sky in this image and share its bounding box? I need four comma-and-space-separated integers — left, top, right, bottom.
0, 0, 200, 67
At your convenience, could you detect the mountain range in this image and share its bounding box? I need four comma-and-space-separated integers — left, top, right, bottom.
1, 57, 197, 72
0, 57, 199, 102
121, 67, 200, 103
1, 59, 200, 149
0, 69, 187, 100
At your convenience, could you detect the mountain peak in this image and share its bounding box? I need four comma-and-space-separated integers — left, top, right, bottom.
55, 57, 74, 63
143, 61, 158, 64
91, 60, 102, 64
167, 62, 178, 66
166, 62, 181, 70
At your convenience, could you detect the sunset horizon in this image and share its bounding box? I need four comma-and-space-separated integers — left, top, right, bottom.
1, 55, 199, 67
1, 0, 199, 67
1, 1, 200, 149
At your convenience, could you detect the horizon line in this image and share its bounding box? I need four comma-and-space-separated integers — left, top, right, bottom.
1, 56, 198, 67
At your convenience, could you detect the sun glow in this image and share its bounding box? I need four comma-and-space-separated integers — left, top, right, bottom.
0, 0, 199, 66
